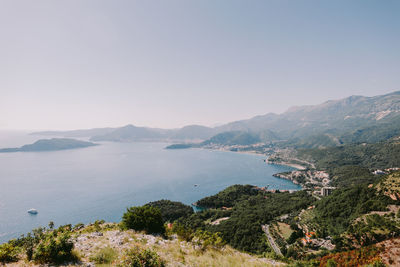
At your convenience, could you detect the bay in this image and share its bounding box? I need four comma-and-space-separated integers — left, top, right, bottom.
0, 132, 299, 243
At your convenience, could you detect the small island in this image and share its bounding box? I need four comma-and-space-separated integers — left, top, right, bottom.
0, 138, 98, 153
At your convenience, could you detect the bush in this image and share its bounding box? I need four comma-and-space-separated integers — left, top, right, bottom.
32, 230, 75, 264
320, 246, 383, 267
90, 246, 117, 264
192, 230, 225, 250
13, 224, 77, 264
117, 247, 165, 267
0, 242, 20, 263
122, 205, 164, 234
172, 223, 194, 242
73, 223, 85, 230
326, 259, 337, 267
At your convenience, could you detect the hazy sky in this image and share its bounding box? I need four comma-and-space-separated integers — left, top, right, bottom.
1, 0, 399, 130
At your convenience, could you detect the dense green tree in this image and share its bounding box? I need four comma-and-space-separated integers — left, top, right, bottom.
122, 206, 164, 234
146, 200, 193, 223
313, 185, 393, 236
195, 184, 259, 209
178, 186, 314, 254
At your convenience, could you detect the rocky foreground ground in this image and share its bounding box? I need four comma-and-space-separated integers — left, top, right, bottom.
4, 223, 284, 267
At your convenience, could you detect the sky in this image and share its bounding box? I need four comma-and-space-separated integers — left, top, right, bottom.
1, 0, 399, 130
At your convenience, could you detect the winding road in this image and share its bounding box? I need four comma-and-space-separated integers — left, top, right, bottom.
262, 224, 282, 256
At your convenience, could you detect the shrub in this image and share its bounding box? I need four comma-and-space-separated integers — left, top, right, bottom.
366, 260, 387, 267
171, 223, 194, 242
320, 245, 382, 267
326, 259, 337, 267
192, 230, 225, 250
90, 246, 118, 264
32, 230, 75, 264
117, 246, 165, 267
13, 225, 77, 264
73, 223, 85, 231
122, 206, 164, 234
0, 242, 20, 263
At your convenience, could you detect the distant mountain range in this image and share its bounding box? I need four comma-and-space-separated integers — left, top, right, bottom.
0, 138, 97, 153
31, 128, 116, 138
31, 91, 400, 148
33, 124, 218, 143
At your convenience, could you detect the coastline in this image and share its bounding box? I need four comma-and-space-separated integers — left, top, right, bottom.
217, 148, 307, 171
167, 144, 311, 190
264, 160, 306, 171
190, 145, 307, 169
1, 141, 303, 244
204, 147, 309, 189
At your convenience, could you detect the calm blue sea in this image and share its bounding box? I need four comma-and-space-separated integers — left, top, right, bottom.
0, 131, 299, 243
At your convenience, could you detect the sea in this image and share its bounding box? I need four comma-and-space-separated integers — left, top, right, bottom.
0, 131, 299, 243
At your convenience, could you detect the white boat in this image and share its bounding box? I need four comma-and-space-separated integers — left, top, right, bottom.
27, 208, 38, 214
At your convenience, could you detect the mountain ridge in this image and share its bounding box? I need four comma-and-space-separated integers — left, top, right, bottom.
31, 90, 400, 146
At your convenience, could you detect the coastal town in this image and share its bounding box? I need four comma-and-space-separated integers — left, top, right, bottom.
195, 142, 400, 258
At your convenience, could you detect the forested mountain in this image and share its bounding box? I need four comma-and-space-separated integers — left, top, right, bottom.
200, 131, 261, 146
212, 91, 400, 147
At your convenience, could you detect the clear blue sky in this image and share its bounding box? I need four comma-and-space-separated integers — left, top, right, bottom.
1, 0, 399, 130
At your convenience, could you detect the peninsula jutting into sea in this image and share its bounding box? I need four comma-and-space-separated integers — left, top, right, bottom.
0, 138, 97, 153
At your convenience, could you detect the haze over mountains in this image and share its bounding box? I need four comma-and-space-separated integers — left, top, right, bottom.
32, 91, 400, 148
33, 124, 217, 142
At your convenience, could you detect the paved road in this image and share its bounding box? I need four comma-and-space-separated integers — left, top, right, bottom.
262, 224, 282, 256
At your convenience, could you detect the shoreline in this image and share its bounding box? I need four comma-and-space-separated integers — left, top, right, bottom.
205, 147, 308, 189
216, 148, 307, 170
167, 144, 309, 189
265, 160, 306, 170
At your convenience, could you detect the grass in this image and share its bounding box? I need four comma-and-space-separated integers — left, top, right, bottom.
153, 240, 277, 267
89, 246, 118, 265
3, 223, 283, 267
277, 222, 294, 240
70, 223, 282, 266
